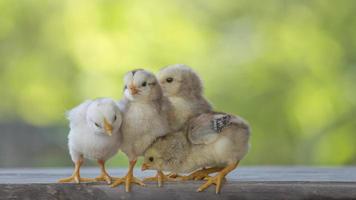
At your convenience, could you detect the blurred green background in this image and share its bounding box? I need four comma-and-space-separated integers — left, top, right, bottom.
0, 0, 355, 168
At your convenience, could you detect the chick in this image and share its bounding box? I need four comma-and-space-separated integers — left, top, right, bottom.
157, 64, 212, 131
58, 98, 122, 184
156, 64, 213, 180
141, 112, 250, 194
110, 69, 173, 192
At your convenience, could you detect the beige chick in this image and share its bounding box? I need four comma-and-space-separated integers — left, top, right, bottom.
110, 69, 173, 192
141, 112, 250, 194
157, 64, 212, 131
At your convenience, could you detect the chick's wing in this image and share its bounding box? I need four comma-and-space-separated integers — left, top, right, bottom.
188, 114, 232, 145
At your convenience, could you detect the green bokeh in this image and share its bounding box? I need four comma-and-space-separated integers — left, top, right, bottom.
0, 0, 355, 167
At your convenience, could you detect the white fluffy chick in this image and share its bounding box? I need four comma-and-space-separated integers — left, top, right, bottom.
58, 98, 122, 184
110, 69, 173, 192
141, 112, 250, 194
157, 64, 212, 131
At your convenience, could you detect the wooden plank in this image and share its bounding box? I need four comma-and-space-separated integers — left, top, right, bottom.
0, 167, 355, 200
1, 167, 356, 184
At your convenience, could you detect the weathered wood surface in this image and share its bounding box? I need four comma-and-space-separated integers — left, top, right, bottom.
1, 167, 356, 200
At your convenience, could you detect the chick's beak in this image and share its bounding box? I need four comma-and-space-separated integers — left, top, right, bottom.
103, 118, 113, 136
129, 84, 139, 95
141, 163, 150, 171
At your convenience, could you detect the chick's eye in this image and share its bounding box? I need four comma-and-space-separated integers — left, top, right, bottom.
114, 115, 117, 121
149, 157, 154, 162
142, 82, 147, 87
166, 78, 173, 83
95, 123, 101, 128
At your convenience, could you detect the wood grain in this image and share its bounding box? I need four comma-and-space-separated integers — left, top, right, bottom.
1, 167, 355, 200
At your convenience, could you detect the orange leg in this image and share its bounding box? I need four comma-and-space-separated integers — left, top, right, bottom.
143, 170, 178, 187
93, 160, 120, 184
110, 160, 145, 192
179, 167, 224, 181
197, 161, 239, 194
58, 156, 93, 183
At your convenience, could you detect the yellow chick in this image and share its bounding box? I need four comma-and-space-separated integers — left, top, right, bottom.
142, 112, 250, 194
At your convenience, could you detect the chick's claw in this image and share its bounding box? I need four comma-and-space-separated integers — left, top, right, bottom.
58, 175, 94, 184
94, 174, 121, 184
126, 175, 145, 192
166, 173, 179, 179
143, 171, 177, 187
110, 178, 125, 187
197, 174, 226, 194
197, 162, 238, 194
132, 176, 145, 186
180, 172, 207, 181
110, 175, 145, 192
178, 167, 224, 181
142, 176, 158, 182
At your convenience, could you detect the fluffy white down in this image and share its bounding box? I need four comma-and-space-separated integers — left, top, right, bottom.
68, 127, 121, 162
66, 99, 121, 162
